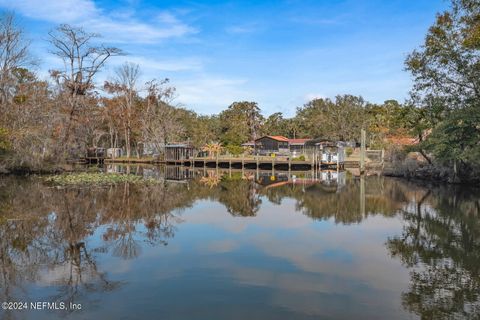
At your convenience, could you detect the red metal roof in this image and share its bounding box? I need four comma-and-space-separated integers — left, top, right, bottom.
254, 136, 312, 144
288, 138, 311, 144
256, 135, 290, 142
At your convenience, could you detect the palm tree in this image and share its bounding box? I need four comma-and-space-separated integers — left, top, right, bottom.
202, 142, 222, 159
200, 171, 221, 188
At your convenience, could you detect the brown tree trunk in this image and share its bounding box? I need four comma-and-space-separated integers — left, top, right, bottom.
124, 126, 131, 158
418, 134, 432, 164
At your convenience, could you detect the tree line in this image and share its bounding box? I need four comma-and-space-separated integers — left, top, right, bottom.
0, 0, 479, 177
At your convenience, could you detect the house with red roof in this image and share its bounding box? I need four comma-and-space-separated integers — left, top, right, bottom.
252, 135, 311, 155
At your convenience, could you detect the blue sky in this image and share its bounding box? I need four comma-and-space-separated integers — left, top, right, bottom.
0, 0, 447, 116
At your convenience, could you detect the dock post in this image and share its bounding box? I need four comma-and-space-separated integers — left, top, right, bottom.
311, 149, 315, 170
272, 156, 275, 176
360, 129, 366, 174
256, 155, 259, 169
337, 156, 339, 177
311, 151, 314, 179
360, 174, 365, 217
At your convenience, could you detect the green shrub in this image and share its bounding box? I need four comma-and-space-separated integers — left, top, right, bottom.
0, 127, 11, 153
345, 147, 354, 157
292, 155, 306, 161
225, 144, 244, 156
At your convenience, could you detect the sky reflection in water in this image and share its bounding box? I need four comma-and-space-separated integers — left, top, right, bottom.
0, 165, 479, 319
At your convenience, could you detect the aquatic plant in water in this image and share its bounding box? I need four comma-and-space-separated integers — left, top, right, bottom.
44, 172, 159, 185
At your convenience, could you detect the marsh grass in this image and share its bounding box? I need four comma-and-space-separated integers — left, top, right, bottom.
45, 172, 160, 185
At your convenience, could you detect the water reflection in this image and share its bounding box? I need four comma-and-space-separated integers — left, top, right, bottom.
0, 176, 185, 319
387, 185, 480, 319
0, 166, 478, 319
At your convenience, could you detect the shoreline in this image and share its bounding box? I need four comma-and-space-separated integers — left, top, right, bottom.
1, 161, 479, 186
382, 164, 480, 186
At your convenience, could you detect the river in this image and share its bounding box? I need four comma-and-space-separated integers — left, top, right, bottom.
0, 165, 479, 319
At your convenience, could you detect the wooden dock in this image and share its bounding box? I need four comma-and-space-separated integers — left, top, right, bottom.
85, 156, 105, 164
85, 147, 106, 164
164, 156, 345, 170
102, 156, 363, 169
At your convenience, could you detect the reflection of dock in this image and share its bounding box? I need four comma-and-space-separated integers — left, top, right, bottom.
104, 163, 346, 189
165, 156, 344, 170
164, 166, 195, 183
260, 170, 346, 190
164, 166, 347, 188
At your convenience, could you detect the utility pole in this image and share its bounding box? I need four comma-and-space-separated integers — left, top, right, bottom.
360, 129, 366, 175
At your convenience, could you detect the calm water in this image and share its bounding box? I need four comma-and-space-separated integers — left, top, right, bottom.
0, 165, 479, 320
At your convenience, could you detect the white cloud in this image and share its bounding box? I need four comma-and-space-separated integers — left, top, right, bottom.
1, 0, 97, 23
157, 11, 180, 25
0, 0, 196, 43
111, 55, 204, 72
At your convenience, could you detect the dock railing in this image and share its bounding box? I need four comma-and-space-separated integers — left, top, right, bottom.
194, 153, 313, 162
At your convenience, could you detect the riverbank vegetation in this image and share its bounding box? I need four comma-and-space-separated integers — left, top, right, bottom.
0, 0, 478, 183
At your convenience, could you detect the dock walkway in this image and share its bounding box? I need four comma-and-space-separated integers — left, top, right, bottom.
102, 156, 358, 169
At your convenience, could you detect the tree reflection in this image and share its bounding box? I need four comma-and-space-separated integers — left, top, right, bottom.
0, 176, 186, 318
259, 176, 413, 223
218, 173, 261, 216
197, 171, 261, 216
2, 166, 479, 319
387, 186, 480, 319
194, 170, 408, 220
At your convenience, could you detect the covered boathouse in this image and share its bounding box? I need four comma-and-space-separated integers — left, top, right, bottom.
304, 139, 346, 165
164, 143, 196, 161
